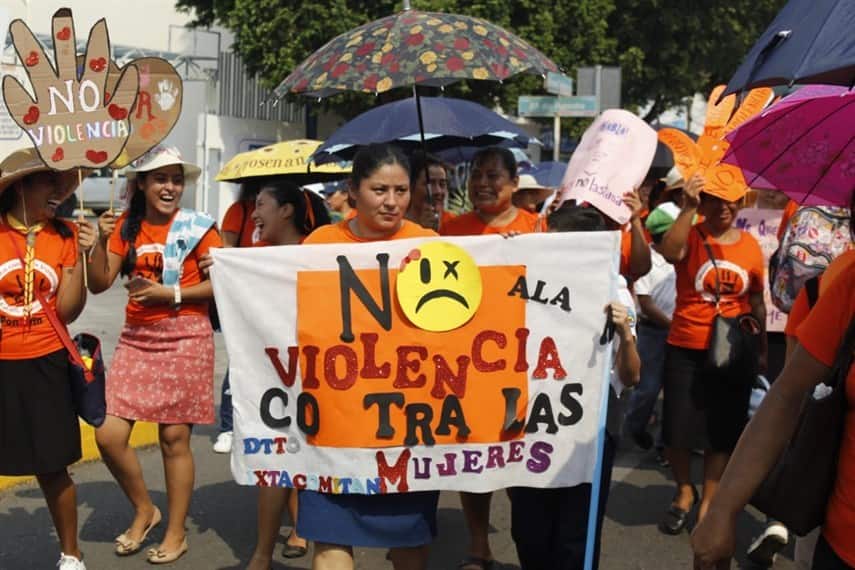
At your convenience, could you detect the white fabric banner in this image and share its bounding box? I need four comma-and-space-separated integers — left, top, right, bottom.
210, 232, 620, 494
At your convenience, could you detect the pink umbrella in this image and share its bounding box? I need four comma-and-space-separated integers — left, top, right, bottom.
722, 85, 854, 206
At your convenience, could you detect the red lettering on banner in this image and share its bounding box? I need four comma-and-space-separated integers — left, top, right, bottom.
393, 346, 428, 388
472, 330, 507, 372
532, 337, 567, 380
264, 346, 299, 387
376, 449, 411, 492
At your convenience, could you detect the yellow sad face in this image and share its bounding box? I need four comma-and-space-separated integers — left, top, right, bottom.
396, 241, 483, 332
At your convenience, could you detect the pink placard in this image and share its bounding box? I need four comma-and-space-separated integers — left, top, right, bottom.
558, 110, 657, 224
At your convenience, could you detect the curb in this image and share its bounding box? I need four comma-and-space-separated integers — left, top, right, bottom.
0, 421, 159, 492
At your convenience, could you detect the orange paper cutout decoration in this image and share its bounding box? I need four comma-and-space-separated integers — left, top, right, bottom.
659, 85, 773, 202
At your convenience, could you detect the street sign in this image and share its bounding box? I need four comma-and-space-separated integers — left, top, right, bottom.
518, 95, 599, 118
577, 66, 622, 111
545, 72, 574, 96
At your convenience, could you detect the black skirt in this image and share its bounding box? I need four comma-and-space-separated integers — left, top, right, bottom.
0, 350, 81, 475
662, 344, 752, 453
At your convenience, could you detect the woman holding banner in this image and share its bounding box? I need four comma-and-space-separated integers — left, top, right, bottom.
440, 146, 541, 570
85, 146, 221, 564
199, 178, 331, 567
299, 143, 439, 570
0, 148, 96, 570
658, 173, 766, 535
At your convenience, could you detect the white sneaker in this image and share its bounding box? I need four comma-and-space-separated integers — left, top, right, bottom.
57, 553, 86, 570
213, 431, 233, 454
747, 522, 789, 567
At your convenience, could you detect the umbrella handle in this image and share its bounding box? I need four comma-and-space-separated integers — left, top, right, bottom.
413, 85, 434, 207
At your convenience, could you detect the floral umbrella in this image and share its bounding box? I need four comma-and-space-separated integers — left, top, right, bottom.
274, 9, 560, 99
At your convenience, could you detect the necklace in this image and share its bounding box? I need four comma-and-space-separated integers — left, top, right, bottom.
5, 213, 45, 318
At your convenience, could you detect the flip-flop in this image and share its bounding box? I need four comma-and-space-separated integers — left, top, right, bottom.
114, 506, 162, 556
459, 557, 495, 570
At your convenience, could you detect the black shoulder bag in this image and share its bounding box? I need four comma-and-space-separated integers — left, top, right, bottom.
751, 317, 855, 535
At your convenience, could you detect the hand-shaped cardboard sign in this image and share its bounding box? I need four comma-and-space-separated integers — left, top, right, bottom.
2, 8, 182, 170
658, 85, 773, 201
102, 58, 183, 168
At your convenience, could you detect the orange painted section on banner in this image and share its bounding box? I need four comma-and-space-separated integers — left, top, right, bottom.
297, 265, 528, 448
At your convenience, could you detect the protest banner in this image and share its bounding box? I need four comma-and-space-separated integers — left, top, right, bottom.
210, 232, 620, 494
1, 9, 182, 169
736, 208, 787, 333
558, 109, 657, 225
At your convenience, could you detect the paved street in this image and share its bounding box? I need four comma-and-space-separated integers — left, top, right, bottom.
0, 284, 796, 569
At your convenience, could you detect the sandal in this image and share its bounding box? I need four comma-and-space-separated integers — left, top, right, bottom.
282, 530, 308, 558
146, 537, 188, 564
659, 487, 699, 535
114, 506, 162, 556
459, 557, 495, 570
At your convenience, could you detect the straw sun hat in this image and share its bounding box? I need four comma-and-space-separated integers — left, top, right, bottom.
0, 147, 83, 200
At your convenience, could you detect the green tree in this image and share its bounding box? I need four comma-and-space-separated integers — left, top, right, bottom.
611, 0, 787, 120
177, 0, 786, 122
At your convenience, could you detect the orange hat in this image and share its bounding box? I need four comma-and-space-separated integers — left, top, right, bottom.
659, 85, 773, 204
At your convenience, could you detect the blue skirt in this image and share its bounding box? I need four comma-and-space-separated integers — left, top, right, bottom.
297, 490, 439, 548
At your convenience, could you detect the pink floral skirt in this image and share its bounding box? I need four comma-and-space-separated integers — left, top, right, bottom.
107, 314, 215, 424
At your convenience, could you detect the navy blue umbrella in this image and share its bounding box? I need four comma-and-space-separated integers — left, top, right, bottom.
312, 96, 538, 164
723, 0, 855, 97
523, 161, 567, 188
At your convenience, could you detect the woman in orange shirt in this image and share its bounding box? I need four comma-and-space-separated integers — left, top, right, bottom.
299, 143, 439, 570
86, 146, 222, 564
0, 148, 95, 570
693, 249, 855, 569
442, 147, 541, 236
201, 179, 331, 568
658, 174, 766, 535
442, 146, 541, 569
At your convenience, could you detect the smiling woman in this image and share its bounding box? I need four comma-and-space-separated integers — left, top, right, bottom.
84, 145, 222, 563
0, 147, 95, 568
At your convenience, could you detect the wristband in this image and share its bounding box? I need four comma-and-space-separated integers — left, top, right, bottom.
173, 284, 182, 307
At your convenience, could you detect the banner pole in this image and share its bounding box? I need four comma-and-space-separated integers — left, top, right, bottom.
77, 169, 88, 288
110, 168, 117, 212
583, 231, 621, 570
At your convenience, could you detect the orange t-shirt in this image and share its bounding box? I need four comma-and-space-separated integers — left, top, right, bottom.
305, 219, 437, 245
438, 209, 456, 232
109, 212, 223, 326
0, 220, 79, 359
620, 229, 633, 278
784, 251, 855, 337
796, 257, 855, 565
222, 200, 258, 248
441, 208, 541, 236
668, 228, 765, 349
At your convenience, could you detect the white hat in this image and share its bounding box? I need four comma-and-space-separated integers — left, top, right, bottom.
516, 173, 555, 202
125, 145, 201, 183
661, 166, 684, 191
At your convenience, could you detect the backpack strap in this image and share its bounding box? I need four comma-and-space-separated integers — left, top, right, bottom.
805, 276, 820, 309
696, 227, 722, 307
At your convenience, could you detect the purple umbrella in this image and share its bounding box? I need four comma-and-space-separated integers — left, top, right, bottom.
722, 85, 854, 206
